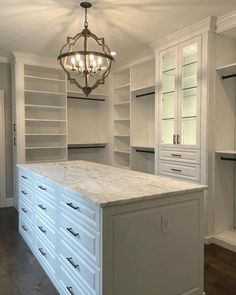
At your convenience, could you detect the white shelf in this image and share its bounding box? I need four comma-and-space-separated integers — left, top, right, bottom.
25, 104, 66, 109
113, 83, 130, 91
25, 90, 65, 96
113, 101, 130, 106
114, 134, 130, 137
213, 230, 236, 252
24, 75, 65, 83
113, 118, 130, 122
215, 150, 236, 155
216, 63, 236, 79
131, 85, 155, 96
25, 119, 66, 122
26, 146, 67, 150
26, 133, 66, 136
114, 149, 130, 154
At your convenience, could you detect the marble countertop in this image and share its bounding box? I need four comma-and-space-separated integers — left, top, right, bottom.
18, 161, 207, 207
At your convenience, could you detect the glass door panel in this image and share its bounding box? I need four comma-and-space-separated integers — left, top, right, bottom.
161, 119, 175, 144
181, 117, 197, 145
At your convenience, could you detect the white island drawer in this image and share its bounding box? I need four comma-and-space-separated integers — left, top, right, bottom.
159, 161, 200, 182
60, 191, 101, 231
35, 215, 57, 251
59, 209, 100, 266
19, 216, 33, 246
19, 169, 33, 185
59, 237, 100, 294
159, 149, 200, 164
35, 178, 57, 203
19, 182, 34, 206
35, 195, 57, 226
19, 199, 34, 225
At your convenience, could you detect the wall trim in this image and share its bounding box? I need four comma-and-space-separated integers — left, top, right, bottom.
0, 56, 9, 63
150, 16, 217, 52
0, 90, 6, 208
217, 10, 236, 34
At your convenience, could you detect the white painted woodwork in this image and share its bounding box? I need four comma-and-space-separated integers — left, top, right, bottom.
0, 90, 6, 207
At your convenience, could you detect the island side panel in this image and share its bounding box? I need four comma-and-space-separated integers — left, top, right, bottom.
102, 191, 204, 295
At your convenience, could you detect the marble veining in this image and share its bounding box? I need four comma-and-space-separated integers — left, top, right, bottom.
18, 161, 207, 207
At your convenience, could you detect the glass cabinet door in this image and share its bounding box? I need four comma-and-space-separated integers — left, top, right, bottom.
160, 49, 177, 146
178, 39, 200, 147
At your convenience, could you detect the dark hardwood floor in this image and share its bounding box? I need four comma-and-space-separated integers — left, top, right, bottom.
1, 208, 236, 295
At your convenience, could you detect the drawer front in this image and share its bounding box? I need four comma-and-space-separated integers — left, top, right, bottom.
59, 209, 100, 266
19, 169, 33, 186
35, 235, 57, 276
19, 182, 34, 207
60, 192, 100, 231
35, 178, 57, 203
159, 161, 200, 182
35, 194, 57, 226
59, 238, 100, 293
19, 216, 33, 246
59, 263, 92, 295
159, 149, 200, 164
19, 199, 34, 225
35, 214, 57, 251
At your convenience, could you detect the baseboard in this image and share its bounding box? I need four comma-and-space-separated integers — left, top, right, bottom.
204, 235, 214, 245
211, 235, 236, 253
0, 197, 15, 208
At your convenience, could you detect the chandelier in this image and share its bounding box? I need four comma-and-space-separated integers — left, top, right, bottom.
57, 1, 115, 96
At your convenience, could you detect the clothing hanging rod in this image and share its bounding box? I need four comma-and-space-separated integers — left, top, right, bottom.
221, 156, 236, 161
68, 144, 106, 150
136, 149, 155, 154
222, 74, 236, 80
136, 91, 155, 98
67, 96, 105, 102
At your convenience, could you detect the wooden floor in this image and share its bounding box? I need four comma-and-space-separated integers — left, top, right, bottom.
1, 208, 236, 295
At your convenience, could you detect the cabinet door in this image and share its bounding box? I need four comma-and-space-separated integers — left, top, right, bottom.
177, 37, 201, 149
159, 47, 178, 147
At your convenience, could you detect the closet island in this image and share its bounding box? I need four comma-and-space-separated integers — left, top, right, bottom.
18, 160, 206, 295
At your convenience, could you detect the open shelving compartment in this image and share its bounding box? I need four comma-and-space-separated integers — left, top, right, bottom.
67, 82, 110, 164
112, 69, 131, 169
24, 64, 67, 163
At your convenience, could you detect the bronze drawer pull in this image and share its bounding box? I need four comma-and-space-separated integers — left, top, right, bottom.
21, 175, 27, 180
21, 208, 27, 213
38, 248, 46, 256
38, 226, 46, 234
21, 225, 27, 231
173, 134, 176, 144
21, 190, 27, 195
38, 204, 47, 210
66, 257, 79, 269
38, 185, 47, 191
177, 134, 180, 145
171, 168, 182, 173
66, 202, 80, 211
67, 227, 80, 238
66, 287, 75, 295
171, 154, 182, 157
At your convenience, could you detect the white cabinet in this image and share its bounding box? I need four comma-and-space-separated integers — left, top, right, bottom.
159, 37, 201, 149
18, 164, 205, 295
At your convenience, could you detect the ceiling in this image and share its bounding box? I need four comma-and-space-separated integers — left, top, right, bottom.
1, 0, 236, 68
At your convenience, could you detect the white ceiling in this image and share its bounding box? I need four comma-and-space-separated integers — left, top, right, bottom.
1, 0, 236, 68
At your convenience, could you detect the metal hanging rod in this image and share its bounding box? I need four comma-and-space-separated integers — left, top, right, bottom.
136, 91, 155, 98
222, 74, 236, 80
221, 156, 236, 161
67, 96, 105, 101
136, 148, 155, 154
68, 144, 106, 149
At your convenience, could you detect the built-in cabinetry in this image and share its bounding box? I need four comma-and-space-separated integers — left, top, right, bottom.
157, 37, 201, 182
18, 161, 206, 295
67, 82, 110, 165
112, 59, 155, 173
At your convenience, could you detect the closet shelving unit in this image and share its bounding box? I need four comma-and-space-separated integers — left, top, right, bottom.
112, 69, 131, 169
67, 82, 110, 164
130, 59, 155, 174
24, 65, 67, 163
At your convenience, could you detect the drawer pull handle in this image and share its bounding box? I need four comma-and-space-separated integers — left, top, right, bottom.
66, 203, 80, 211
173, 134, 176, 144
177, 134, 180, 145
21, 175, 28, 180
171, 154, 182, 157
38, 204, 47, 210
171, 168, 182, 173
21, 208, 27, 213
38, 185, 47, 191
66, 287, 75, 295
66, 257, 79, 269
38, 248, 46, 256
21, 190, 27, 195
38, 226, 46, 234
67, 227, 80, 238
21, 225, 27, 231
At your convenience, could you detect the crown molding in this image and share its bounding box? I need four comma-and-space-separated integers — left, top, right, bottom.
150, 16, 217, 52
217, 10, 236, 34
9, 51, 59, 68
0, 56, 9, 63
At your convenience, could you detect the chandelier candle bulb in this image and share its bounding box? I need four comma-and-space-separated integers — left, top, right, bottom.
57, 1, 115, 96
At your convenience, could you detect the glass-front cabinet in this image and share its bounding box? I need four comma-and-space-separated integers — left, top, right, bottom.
159, 37, 201, 149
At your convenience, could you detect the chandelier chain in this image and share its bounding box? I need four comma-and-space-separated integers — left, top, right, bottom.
84, 8, 88, 29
